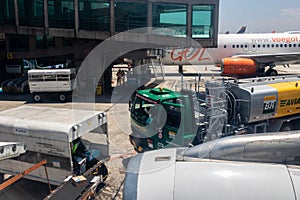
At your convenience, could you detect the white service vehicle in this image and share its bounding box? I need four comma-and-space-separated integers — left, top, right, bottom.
0, 106, 109, 186
124, 132, 300, 200
28, 68, 76, 102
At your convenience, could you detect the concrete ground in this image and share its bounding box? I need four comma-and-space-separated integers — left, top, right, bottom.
0, 64, 299, 199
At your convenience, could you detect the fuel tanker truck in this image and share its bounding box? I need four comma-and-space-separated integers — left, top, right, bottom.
129, 75, 300, 152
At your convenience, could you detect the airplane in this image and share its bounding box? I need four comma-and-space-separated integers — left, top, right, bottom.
162, 31, 300, 76
225, 25, 247, 34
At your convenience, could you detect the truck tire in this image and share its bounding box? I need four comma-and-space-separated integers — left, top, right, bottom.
266, 69, 278, 76
33, 94, 41, 102
59, 94, 66, 102
129, 136, 144, 153
280, 122, 294, 132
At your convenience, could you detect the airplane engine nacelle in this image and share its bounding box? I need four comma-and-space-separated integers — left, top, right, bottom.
221, 58, 257, 75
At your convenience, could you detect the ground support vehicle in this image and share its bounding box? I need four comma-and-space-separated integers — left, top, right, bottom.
1, 60, 69, 95
0, 105, 109, 186
1, 59, 36, 94
124, 132, 300, 200
129, 75, 300, 151
129, 86, 200, 152
28, 68, 76, 102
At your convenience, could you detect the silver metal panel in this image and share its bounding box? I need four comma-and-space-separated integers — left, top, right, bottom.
228, 83, 278, 123
183, 131, 300, 165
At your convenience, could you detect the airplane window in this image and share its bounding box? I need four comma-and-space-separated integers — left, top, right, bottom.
284, 44, 287, 48
289, 44, 292, 48
232, 45, 235, 48
236, 45, 239, 48
298, 44, 300, 47
223, 45, 227, 48
252, 44, 256, 48
257, 44, 261, 48
271, 44, 274, 48
276, 44, 279, 48
245, 45, 248, 48
280, 44, 283, 47
262, 44, 265, 48
241, 45, 243, 48
267, 44, 270, 48
293, 44, 296, 47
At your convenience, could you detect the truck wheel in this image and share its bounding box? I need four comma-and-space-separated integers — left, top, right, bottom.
33, 94, 41, 102
129, 136, 144, 153
266, 69, 278, 76
280, 123, 294, 132
59, 94, 66, 102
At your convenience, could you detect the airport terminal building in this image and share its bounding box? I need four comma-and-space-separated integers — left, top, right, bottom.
0, 0, 219, 94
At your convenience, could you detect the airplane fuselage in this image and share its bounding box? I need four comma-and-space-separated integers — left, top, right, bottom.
162, 32, 300, 67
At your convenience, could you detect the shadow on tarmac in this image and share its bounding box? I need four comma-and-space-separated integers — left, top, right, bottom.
0, 178, 55, 200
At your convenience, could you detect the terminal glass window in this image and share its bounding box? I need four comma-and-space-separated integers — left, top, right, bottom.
48, 0, 75, 28
152, 3, 187, 37
192, 5, 214, 38
36, 36, 54, 49
18, 0, 44, 27
78, 0, 110, 31
36, 36, 46, 49
0, 0, 15, 24
114, 1, 147, 32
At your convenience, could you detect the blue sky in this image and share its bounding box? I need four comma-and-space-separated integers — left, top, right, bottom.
219, 0, 300, 33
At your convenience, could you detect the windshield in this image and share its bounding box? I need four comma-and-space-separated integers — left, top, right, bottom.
131, 94, 183, 129
131, 94, 157, 126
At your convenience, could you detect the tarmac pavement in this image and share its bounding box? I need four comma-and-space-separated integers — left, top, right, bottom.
0, 64, 300, 199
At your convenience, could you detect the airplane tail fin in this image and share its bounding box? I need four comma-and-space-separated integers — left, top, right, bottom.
237, 25, 247, 34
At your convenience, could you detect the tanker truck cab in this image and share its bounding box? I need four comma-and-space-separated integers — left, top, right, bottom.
129, 87, 198, 152
129, 75, 300, 152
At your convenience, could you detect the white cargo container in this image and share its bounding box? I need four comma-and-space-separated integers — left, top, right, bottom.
28, 68, 76, 102
0, 106, 109, 185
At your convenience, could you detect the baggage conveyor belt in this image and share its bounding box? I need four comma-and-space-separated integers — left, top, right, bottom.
44, 160, 108, 200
